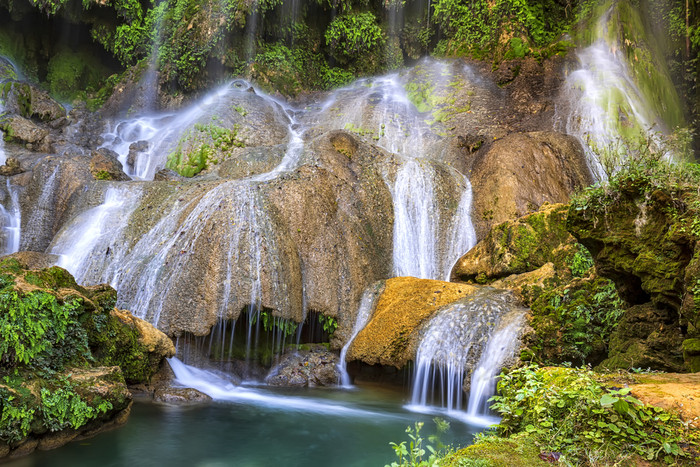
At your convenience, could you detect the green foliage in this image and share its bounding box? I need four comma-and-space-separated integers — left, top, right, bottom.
432, 0, 570, 57
0, 290, 86, 371
386, 418, 451, 467
529, 277, 626, 365
325, 12, 384, 64
567, 244, 594, 278
490, 365, 698, 464
40, 384, 112, 432
166, 122, 243, 177
318, 314, 337, 337
0, 386, 34, 444
250, 309, 298, 337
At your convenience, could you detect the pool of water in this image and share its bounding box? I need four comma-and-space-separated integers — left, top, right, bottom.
7, 383, 483, 467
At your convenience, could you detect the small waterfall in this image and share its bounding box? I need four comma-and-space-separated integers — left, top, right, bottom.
316, 67, 477, 279
465, 311, 526, 423
0, 180, 20, 255
337, 287, 381, 387
392, 159, 438, 279
555, 6, 671, 179
443, 174, 477, 281
21, 164, 60, 251
48, 185, 142, 284
407, 290, 524, 425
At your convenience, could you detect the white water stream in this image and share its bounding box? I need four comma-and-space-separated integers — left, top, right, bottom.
337, 287, 381, 387
0, 180, 20, 255
555, 7, 669, 179
407, 290, 524, 426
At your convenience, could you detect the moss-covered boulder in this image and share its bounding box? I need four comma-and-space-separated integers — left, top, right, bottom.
568, 165, 700, 366
0, 257, 174, 459
451, 203, 580, 282
347, 277, 478, 368
1, 81, 66, 123
683, 338, 700, 373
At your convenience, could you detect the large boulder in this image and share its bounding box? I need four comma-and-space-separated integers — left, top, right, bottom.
265, 344, 340, 387
469, 131, 593, 240
1, 81, 66, 123
347, 277, 479, 368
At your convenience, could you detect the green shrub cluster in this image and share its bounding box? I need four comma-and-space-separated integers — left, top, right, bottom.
490, 365, 699, 464
325, 12, 384, 64
527, 277, 626, 365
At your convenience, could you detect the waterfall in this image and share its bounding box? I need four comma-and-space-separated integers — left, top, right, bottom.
465, 311, 526, 423
337, 286, 382, 387
21, 164, 60, 251
48, 185, 142, 284
555, 6, 672, 179
407, 289, 524, 425
316, 66, 477, 280
0, 180, 20, 255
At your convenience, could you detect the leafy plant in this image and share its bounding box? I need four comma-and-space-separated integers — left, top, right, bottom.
318, 314, 337, 337
490, 365, 698, 464
386, 418, 451, 467
325, 12, 385, 64
40, 385, 113, 432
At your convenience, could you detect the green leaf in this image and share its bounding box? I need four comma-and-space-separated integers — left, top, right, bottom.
600, 394, 618, 406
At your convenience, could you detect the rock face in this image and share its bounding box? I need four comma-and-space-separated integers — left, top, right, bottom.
599, 303, 686, 372
0, 258, 174, 460
451, 203, 579, 282
265, 345, 340, 387
568, 175, 700, 371
1, 81, 66, 123
347, 277, 479, 368
469, 132, 593, 240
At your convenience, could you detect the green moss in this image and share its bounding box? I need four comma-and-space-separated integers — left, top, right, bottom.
441, 433, 548, 467
165, 122, 244, 177
682, 338, 700, 372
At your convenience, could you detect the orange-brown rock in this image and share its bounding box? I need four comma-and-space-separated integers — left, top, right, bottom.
347, 277, 478, 368
469, 131, 593, 241
628, 373, 700, 428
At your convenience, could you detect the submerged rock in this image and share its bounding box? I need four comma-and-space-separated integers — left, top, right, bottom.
154, 387, 212, 404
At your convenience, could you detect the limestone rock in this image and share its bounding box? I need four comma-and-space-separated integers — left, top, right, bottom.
89, 148, 130, 181
598, 303, 686, 372
452, 203, 578, 282
0, 251, 60, 270
154, 387, 212, 404
265, 345, 340, 387
469, 131, 592, 240
682, 338, 700, 373
0, 115, 50, 149
0, 157, 23, 176
347, 277, 479, 368
1, 81, 65, 122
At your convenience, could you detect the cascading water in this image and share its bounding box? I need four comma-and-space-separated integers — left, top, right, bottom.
407, 289, 525, 425
0, 180, 20, 255
314, 65, 477, 280
555, 6, 672, 179
465, 311, 526, 424
48, 185, 142, 285
337, 286, 382, 387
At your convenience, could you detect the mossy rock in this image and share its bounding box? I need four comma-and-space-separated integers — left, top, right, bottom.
682, 338, 700, 373
441, 433, 549, 467
451, 203, 580, 282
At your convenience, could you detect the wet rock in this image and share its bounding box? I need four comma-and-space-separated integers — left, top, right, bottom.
154, 387, 212, 404
469, 131, 592, 240
347, 277, 479, 368
0, 157, 23, 176
127, 140, 149, 168
0, 57, 18, 82
153, 168, 183, 181
0, 115, 50, 149
265, 345, 340, 387
0, 251, 60, 269
682, 338, 700, 372
19, 157, 94, 251
89, 147, 130, 181
1, 81, 66, 122
452, 203, 578, 282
